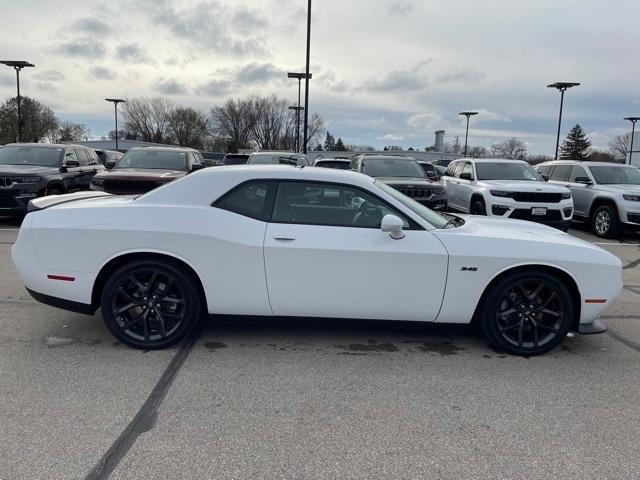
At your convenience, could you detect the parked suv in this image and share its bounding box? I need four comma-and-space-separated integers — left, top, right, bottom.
443, 158, 573, 230
0, 143, 105, 216
350, 154, 447, 210
91, 146, 204, 195
95, 149, 124, 168
246, 151, 310, 166
536, 160, 640, 237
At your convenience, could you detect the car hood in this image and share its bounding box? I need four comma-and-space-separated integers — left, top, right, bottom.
478, 180, 568, 192
594, 184, 640, 194
95, 168, 186, 181
0, 164, 58, 175
376, 177, 442, 187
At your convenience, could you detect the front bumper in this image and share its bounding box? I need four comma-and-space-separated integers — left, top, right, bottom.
416, 197, 447, 210
0, 184, 43, 215
578, 319, 607, 335
486, 197, 573, 230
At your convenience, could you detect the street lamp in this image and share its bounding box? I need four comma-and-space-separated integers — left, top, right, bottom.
105, 98, 125, 150
459, 111, 478, 157
547, 82, 580, 160
624, 117, 640, 166
0, 60, 35, 142
287, 72, 311, 152
288, 105, 304, 152
302, 0, 312, 154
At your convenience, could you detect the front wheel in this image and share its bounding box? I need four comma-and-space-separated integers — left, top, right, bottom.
479, 271, 574, 356
101, 259, 202, 349
470, 198, 486, 215
592, 204, 620, 238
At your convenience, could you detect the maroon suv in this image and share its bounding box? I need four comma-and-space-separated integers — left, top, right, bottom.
90, 146, 205, 195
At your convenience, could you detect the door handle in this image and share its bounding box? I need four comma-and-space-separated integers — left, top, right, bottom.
273, 234, 296, 241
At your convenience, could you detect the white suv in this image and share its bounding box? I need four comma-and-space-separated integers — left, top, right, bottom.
443, 158, 573, 231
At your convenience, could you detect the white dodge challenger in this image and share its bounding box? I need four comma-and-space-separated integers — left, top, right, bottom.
12, 165, 622, 356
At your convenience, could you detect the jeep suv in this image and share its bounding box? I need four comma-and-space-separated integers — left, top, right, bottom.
0, 143, 105, 216
443, 158, 573, 230
350, 155, 447, 210
536, 160, 640, 237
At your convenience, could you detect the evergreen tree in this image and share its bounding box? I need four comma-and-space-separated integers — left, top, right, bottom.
313, 143, 323, 151
335, 137, 347, 151
323, 131, 336, 151
560, 124, 591, 161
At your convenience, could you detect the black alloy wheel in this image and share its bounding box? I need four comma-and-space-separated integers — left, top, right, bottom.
480, 271, 573, 356
101, 259, 202, 349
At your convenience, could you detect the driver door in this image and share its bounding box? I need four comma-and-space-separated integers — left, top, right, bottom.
263, 181, 448, 321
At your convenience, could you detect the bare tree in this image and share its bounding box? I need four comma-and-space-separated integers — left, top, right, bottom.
57, 121, 90, 142
490, 137, 527, 160
168, 107, 210, 149
304, 113, 325, 151
248, 95, 293, 150
210, 98, 254, 152
608, 133, 632, 162
123, 97, 175, 143
466, 146, 488, 158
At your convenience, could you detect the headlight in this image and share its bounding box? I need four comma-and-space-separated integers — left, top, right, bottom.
490, 190, 513, 198
561, 192, 571, 199
13, 176, 40, 183
91, 178, 105, 186
623, 194, 640, 202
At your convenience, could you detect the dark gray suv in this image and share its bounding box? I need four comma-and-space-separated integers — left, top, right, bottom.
0, 143, 105, 216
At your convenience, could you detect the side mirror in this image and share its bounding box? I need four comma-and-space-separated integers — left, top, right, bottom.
381, 214, 405, 240
426, 171, 436, 179
64, 159, 80, 168
575, 176, 592, 185
191, 163, 205, 172
540, 174, 550, 181
106, 160, 117, 169
460, 172, 473, 181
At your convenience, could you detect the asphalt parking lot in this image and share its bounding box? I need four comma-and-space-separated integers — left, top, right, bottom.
1, 217, 639, 480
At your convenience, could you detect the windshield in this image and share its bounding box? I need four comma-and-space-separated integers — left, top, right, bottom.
249, 154, 297, 165
362, 158, 426, 178
375, 180, 450, 228
589, 166, 640, 185
117, 150, 188, 170
476, 162, 543, 181
0, 146, 63, 167
316, 161, 350, 170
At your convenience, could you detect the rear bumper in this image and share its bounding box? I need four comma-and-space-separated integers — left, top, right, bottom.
26, 287, 95, 315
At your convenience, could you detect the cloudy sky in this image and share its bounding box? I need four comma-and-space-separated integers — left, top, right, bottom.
1, 0, 638, 153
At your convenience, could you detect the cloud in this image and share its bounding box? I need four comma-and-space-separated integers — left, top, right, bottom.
73, 17, 111, 35
364, 60, 432, 93
89, 66, 116, 80
154, 78, 187, 95
198, 62, 284, 96
386, 0, 415, 15
55, 38, 106, 58
377, 133, 405, 141
149, 0, 269, 56
407, 113, 444, 130
116, 43, 154, 64
33, 69, 65, 82
435, 68, 486, 85
0, 72, 13, 87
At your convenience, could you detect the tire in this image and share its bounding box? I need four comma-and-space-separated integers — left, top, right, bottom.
479, 271, 574, 356
591, 204, 620, 239
470, 198, 486, 215
46, 186, 63, 196
101, 258, 202, 349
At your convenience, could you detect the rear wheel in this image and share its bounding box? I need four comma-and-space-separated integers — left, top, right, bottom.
101, 259, 202, 349
479, 271, 574, 356
591, 204, 620, 238
470, 198, 486, 215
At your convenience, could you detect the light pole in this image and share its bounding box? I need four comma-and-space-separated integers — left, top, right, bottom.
288, 106, 304, 152
459, 111, 478, 157
287, 72, 312, 152
624, 117, 639, 166
0, 60, 35, 142
547, 82, 580, 160
105, 98, 125, 150
303, 0, 312, 154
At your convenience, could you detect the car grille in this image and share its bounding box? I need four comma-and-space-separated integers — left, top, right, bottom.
511, 192, 563, 203
509, 209, 562, 221
0, 177, 15, 188
104, 179, 161, 194
0, 190, 17, 208
393, 186, 445, 200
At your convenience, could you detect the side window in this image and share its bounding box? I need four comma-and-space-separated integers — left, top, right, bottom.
64, 148, 79, 164
271, 181, 410, 228
74, 148, 89, 166
569, 165, 588, 182
214, 181, 275, 221
350, 157, 359, 171
537, 165, 551, 175
86, 149, 100, 165
461, 162, 474, 179
550, 164, 571, 181
444, 161, 458, 177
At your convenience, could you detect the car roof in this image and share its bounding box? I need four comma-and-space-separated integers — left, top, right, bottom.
3, 142, 81, 149
462, 158, 528, 164
537, 160, 631, 168
314, 158, 350, 162
417, 160, 434, 165
250, 151, 303, 157
128, 146, 198, 153
359, 155, 418, 161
